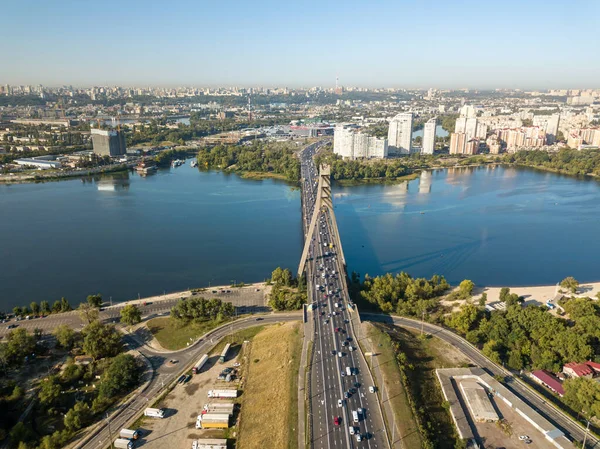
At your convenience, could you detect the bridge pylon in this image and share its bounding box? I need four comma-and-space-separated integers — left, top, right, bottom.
298, 164, 346, 277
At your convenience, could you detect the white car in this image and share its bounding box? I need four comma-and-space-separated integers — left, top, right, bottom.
348, 425, 355, 435
337, 399, 343, 407
356, 434, 362, 442
519, 435, 530, 441
338, 352, 343, 358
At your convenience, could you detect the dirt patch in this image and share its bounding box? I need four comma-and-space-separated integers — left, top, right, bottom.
237, 321, 303, 449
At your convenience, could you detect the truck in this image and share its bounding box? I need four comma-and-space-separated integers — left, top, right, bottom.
219, 343, 231, 364
193, 354, 209, 374
113, 438, 133, 449
207, 389, 238, 399
119, 429, 140, 440
203, 403, 235, 415
195, 413, 230, 429
144, 408, 165, 418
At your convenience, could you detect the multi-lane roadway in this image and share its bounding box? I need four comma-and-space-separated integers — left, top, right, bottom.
299, 143, 389, 449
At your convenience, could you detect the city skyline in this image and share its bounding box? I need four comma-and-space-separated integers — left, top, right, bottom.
2, 0, 599, 88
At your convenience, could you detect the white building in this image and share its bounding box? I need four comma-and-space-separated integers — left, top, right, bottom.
387, 112, 413, 154
422, 118, 437, 154
333, 125, 388, 160
533, 114, 560, 144
465, 118, 478, 140
459, 104, 477, 118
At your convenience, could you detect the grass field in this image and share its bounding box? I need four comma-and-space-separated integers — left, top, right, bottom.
367, 323, 423, 449
237, 321, 303, 449
371, 323, 470, 449
146, 317, 224, 350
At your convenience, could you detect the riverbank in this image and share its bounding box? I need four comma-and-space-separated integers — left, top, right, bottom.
334, 172, 420, 186
0, 164, 130, 184
105, 281, 269, 309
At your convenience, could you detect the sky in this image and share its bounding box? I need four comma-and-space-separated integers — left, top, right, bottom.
2, 0, 599, 89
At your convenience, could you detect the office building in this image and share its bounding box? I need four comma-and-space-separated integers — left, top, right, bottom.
91, 128, 127, 157
333, 125, 388, 160
422, 118, 437, 154
388, 112, 413, 154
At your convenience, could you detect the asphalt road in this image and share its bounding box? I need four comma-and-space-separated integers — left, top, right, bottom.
364, 313, 599, 449
300, 143, 388, 449
77, 312, 302, 449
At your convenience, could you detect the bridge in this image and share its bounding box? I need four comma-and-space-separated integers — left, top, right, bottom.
298, 142, 391, 449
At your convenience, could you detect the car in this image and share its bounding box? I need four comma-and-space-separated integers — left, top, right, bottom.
346, 336, 353, 341
331, 350, 337, 356
368, 385, 376, 393
325, 319, 329, 324
344, 392, 349, 399
524, 441, 532, 445
338, 352, 343, 358
255, 317, 263, 321
7, 324, 17, 329
357, 408, 365, 415
354, 382, 361, 388
349, 388, 356, 394
177, 375, 186, 384
333, 417, 340, 426
356, 434, 362, 442
519, 436, 530, 441
337, 399, 343, 407
335, 327, 340, 332
349, 425, 356, 435
342, 341, 348, 346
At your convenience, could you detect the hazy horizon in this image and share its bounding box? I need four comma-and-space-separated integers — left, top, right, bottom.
2, 0, 599, 89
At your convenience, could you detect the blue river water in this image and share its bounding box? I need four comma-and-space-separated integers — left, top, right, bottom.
1, 162, 599, 310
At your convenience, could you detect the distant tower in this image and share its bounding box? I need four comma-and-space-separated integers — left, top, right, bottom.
335, 76, 343, 95
247, 88, 252, 121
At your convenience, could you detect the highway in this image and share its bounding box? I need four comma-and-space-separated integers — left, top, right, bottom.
77, 312, 302, 449
364, 313, 599, 449
300, 142, 389, 449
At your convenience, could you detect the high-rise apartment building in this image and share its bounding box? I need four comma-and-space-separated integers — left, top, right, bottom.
455, 117, 467, 134
450, 132, 467, 154
533, 114, 560, 144
91, 128, 127, 157
333, 125, 388, 160
422, 118, 437, 154
388, 112, 413, 154
459, 104, 477, 118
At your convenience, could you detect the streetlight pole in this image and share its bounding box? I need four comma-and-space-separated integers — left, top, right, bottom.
582, 419, 590, 448
106, 412, 113, 447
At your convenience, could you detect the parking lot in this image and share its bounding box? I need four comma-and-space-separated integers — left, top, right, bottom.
135, 350, 242, 449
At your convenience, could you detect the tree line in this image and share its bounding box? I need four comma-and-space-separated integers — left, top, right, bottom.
196, 142, 301, 181
1, 318, 141, 449
170, 297, 235, 324
505, 148, 600, 177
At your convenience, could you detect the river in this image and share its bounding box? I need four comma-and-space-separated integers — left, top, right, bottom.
1, 163, 599, 310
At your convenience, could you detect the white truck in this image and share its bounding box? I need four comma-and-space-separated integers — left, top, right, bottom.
203, 403, 235, 415
119, 428, 140, 440
113, 438, 133, 449
144, 408, 165, 418
195, 413, 230, 429
193, 354, 209, 374
346, 367, 353, 376
207, 389, 238, 399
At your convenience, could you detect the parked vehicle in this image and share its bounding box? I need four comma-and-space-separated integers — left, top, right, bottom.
193, 354, 209, 374
195, 413, 229, 429
114, 438, 133, 449
144, 408, 165, 418
207, 389, 238, 398
119, 429, 140, 440
369, 386, 376, 393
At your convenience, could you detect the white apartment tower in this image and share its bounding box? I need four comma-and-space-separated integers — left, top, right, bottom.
388, 112, 413, 154
333, 125, 388, 160
422, 118, 437, 154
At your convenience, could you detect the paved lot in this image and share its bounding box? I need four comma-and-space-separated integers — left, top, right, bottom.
476, 396, 548, 449
137, 351, 242, 449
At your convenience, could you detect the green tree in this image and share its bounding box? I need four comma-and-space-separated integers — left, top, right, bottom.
64, 401, 91, 431
120, 304, 142, 326
478, 292, 488, 307
458, 279, 475, 299
82, 321, 122, 360
39, 376, 61, 407
30, 302, 40, 316
51, 300, 62, 313
60, 297, 72, 312
9, 422, 35, 448
77, 303, 99, 324
12, 306, 22, 317
563, 377, 600, 418
86, 294, 103, 308
40, 300, 50, 315
560, 276, 579, 294
499, 287, 511, 302
53, 324, 76, 350
98, 354, 140, 398
447, 304, 481, 334
4, 328, 36, 365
